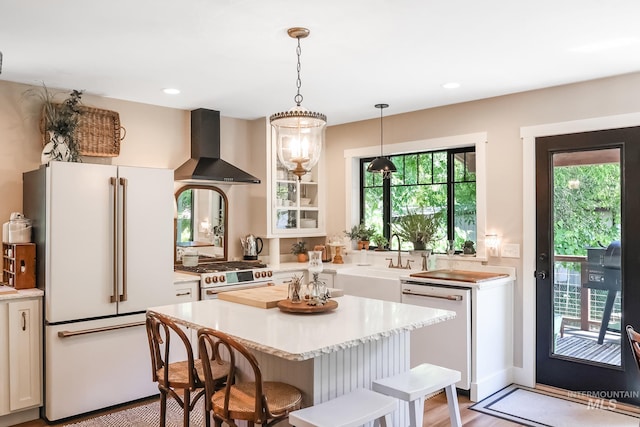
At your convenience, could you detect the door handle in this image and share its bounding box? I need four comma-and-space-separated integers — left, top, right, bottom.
536, 270, 548, 280
402, 290, 463, 301
21, 311, 26, 331
119, 177, 128, 302
110, 177, 118, 303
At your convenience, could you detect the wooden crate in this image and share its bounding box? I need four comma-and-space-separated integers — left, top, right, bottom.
2, 243, 36, 289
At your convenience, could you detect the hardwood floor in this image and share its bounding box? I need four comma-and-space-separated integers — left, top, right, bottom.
14, 392, 520, 427
424, 391, 521, 427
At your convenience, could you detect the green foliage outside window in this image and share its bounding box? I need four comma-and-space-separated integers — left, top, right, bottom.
553, 163, 620, 257
361, 148, 476, 252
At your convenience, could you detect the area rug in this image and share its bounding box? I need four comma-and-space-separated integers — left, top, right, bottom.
471, 384, 639, 427
62, 398, 205, 427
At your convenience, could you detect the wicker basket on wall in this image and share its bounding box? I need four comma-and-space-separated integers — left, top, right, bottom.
42, 104, 126, 157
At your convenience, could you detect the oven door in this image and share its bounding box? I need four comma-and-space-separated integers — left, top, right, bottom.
201, 282, 271, 300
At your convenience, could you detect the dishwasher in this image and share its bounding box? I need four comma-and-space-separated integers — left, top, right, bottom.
401, 281, 471, 390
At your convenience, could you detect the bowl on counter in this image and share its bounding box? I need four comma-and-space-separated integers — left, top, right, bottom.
300, 218, 317, 228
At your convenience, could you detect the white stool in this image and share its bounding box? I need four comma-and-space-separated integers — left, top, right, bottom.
288, 388, 398, 427
372, 363, 462, 427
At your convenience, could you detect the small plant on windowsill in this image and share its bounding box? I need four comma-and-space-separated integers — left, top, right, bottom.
344, 222, 376, 250
392, 207, 444, 251
372, 234, 389, 251
291, 241, 308, 262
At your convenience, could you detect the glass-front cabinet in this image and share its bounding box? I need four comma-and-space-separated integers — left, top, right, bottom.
267, 127, 325, 237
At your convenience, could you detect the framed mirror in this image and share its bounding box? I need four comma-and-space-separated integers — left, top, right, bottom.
175, 185, 228, 262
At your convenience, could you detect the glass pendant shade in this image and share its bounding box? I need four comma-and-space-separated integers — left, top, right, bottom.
271, 106, 326, 179
270, 27, 326, 180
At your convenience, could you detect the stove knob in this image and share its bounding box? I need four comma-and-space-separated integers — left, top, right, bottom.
205, 277, 212, 284
259, 271, 266, 278
220, 275, 226, 282
211, 276, 218, 283
267, 270, 272, 277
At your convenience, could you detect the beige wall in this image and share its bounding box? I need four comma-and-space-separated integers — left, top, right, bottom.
4, 72, 640, 372
0, 80, 264, 260
324, 71, 640, 369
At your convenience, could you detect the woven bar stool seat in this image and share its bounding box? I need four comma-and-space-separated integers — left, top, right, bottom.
289, 388, 398, 427
198, 327, 302, 427
372, 363, 462, 427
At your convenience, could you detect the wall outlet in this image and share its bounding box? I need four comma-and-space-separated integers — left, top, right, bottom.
501, 243, 520, 258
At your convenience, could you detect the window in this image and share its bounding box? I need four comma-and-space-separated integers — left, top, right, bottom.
360, 147, 476, 252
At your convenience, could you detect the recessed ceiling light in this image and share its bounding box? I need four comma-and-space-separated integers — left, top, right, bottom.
163, 88, 180, 95
442, 82, 461, 89
570, 37, 640, 53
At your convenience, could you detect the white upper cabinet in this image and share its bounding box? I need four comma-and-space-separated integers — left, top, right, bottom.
266, 124, 326, 237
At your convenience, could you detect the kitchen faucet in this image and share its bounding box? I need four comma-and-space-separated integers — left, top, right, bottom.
386, 234, 413, 269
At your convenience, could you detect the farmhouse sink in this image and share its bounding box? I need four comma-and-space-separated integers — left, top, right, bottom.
337, 266, 412, 279
335, 266, 405, 302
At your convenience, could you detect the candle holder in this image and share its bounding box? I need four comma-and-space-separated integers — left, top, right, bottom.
307, 251, 328, 304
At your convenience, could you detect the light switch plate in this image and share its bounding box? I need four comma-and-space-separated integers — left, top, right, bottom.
501, 243, 520, 258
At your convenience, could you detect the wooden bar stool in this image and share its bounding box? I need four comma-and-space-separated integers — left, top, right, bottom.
372, 363, 462, 427
146, 312, 230, 427
289, 388, 398, 427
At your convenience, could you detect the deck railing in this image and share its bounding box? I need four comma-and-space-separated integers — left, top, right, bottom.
553, 255, 621, 332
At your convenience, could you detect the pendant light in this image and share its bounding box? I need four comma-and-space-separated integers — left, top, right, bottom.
270, 27, 326, 180
367, 103, 397, 178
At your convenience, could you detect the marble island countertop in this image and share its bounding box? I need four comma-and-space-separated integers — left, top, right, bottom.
149, 295, 455, 361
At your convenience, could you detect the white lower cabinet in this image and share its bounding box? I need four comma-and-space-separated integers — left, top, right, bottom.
317, 272, 334, 288
0, 297, 42, 426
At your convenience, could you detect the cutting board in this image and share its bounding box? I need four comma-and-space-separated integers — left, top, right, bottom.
218, 285, 289, 308
409, 269, 509, 283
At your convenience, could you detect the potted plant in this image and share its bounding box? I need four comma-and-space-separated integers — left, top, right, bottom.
392, 208, 443, 251
291, 241, 308, 262
463, 240, 476, 255
28, 84, 84, 163
344, 222, 376, 250
372, 234, 389, 251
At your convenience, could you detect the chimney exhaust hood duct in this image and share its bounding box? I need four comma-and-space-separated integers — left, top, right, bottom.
174, 109, 261, 184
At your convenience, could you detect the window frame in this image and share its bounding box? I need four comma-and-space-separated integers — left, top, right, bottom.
343, 132, 488, 257
359, 146, 476, 250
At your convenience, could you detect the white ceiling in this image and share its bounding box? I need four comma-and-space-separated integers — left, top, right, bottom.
3, 0, 640, 125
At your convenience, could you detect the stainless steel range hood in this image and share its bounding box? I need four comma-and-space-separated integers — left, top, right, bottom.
174, 109, 261, 184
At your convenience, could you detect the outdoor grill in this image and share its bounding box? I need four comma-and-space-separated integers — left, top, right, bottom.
585, 240, 621, 344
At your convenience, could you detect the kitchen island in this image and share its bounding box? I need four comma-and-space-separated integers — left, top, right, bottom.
149, 295, 454, 426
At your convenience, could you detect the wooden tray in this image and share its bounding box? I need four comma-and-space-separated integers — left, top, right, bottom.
409, 269, 509, 283
277, 299, 338, 314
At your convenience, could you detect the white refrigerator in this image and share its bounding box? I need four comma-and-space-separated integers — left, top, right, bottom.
24, 161, 175, 421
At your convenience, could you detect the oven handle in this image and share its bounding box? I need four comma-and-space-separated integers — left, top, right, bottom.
205, 282, 271, 296
57, 321, 145, 338
402, 290, 463, 301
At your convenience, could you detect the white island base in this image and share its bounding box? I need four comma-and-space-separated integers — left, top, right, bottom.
151, 295, 454, 427
247, 332, 410, 426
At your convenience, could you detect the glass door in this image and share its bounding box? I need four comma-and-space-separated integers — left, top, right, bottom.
535, 127, 640, 405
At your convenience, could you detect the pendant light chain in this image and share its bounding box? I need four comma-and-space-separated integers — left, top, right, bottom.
294, 36, 303, 106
